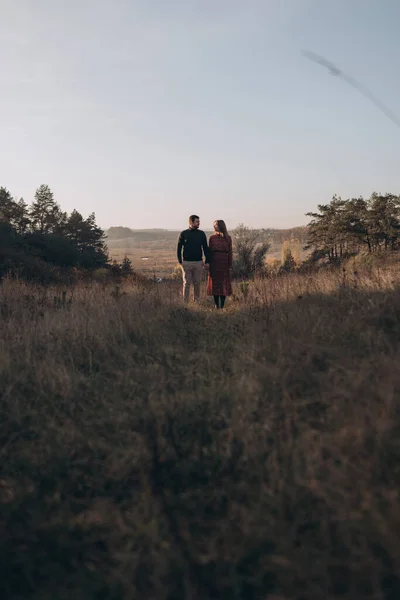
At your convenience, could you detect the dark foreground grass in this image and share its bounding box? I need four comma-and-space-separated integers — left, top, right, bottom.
1, 268, 400, 600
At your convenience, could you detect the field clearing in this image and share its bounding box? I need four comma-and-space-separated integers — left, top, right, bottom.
107, 235, 301, 277
1, 262, 400, 599
108, 245, 177, 277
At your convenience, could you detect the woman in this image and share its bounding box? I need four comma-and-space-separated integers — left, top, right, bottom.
207, 220, 233, 309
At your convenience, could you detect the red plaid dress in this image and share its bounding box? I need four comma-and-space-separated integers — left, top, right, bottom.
207, 234, 233, 296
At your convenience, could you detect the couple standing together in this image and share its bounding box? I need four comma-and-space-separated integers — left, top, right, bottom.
177, 215, 232, 309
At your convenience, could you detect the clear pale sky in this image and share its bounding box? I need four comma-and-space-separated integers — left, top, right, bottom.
1, 0, 399, 230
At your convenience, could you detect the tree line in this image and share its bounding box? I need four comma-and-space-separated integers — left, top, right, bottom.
231, 192, 400, 278
305, 193, 400, 262
0, 185, 108, 281
2, 185, 398, 282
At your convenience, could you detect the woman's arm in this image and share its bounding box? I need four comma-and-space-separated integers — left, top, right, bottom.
202, 231, 210, 264
228, 237, 233, 269
208, 235, 214, 265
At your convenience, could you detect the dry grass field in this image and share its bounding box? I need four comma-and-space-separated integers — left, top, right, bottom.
106, 230, 306, 277
106, 230, 183, 277
1, 261, 400, 599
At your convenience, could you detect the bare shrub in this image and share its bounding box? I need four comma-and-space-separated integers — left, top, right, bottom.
231, 224, 271, 279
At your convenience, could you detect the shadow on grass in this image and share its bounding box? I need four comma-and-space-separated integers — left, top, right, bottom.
1, 285, 400, 599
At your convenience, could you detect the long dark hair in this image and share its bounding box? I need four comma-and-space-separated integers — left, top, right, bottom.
214, 220, 230, 240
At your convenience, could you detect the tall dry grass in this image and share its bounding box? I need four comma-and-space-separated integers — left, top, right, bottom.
1, 263, 400, 600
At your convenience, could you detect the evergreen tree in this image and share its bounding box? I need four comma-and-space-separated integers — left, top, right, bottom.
64, 210, 108, 268
12, 198, 31, 234
281, 241, 297, 272
305, 203, 338, 261
0, 189, 30, 234
121, 255, 133, 276
1, 184, 109, 279
0, 187, 16, 224
343, 197, 372, 253
30, 184, 66, 234
368, 193, 400, 251
305, 193, 400, 260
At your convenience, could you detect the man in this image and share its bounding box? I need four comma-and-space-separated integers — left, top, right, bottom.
177, 215, 209, 302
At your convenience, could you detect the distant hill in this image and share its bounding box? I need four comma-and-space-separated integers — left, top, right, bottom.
106, 228, 182, 241
106, 226, 308, 244
106, 227, 135, 239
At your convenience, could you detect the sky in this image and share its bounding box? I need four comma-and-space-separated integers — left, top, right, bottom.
1, 0, 400, 230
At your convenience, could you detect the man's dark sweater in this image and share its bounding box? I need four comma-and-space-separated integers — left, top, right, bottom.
177, 228, 209, 264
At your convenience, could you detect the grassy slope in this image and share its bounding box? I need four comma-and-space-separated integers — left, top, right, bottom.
1, 266, 400, 599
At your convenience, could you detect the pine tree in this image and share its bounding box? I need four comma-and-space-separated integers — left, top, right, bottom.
0, 189, 30, 233
121, 255, 133, 276
0, 187, 16, 224
305, 193, 400, 260
344, 197, 371, 253
368, 193, 400, 251
12, 198, 31, 234
281, 242, 296, 272
30, 184, 66, 234
64, 210, 108, 268
306, 197, 352, 262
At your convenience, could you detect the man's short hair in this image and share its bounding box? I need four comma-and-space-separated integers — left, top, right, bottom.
189, 215, 199, 224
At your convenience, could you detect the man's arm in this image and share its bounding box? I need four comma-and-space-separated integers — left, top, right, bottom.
177, 232, 184, 264
202, 231, 210, 264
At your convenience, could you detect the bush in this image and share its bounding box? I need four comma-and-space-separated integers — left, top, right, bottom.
92, 268, 109, 282
121, 255, 134, 276
171, 264, 183, 280
265, 258, 281, 276
231, 224, 270, 280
